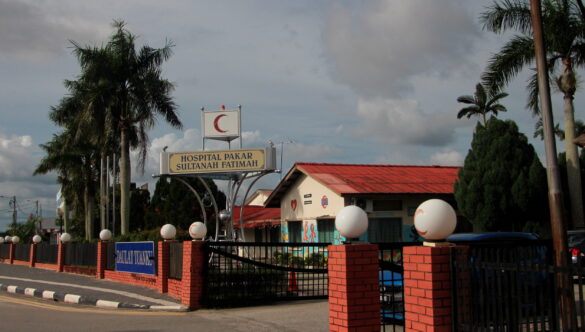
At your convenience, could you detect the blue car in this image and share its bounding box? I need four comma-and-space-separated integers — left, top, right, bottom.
379, 261, 404, 322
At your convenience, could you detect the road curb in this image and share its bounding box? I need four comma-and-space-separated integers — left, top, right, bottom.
0, 283, 187, 311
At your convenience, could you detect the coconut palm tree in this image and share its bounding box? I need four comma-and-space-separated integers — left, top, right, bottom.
70, 21, 182, 235
481, 0, 585, 227
457, 82, 509, 126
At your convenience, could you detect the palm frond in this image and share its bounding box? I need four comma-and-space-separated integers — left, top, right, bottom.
482, 35, 535, 93
481, 0, 532, 34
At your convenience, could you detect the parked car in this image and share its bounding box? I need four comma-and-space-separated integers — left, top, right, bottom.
568, 230, 585, 266
379, 261, 404, 323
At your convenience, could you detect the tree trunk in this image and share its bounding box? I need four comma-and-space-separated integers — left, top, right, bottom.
63, 198, 69, 233
560, 59, 584, 228
84, 185, 95, 240
120, 127, 131, 235
563, 94, 584, 228
100, 155, 106, 231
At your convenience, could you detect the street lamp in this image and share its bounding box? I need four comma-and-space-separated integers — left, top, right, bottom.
160, 224, 176, 241
413, 199, 457, 246
99, 229, 112, 241
189, 221, 207, 241
32, 235, 42, 244
335, 205, 368, 243
60, 232, 72, 243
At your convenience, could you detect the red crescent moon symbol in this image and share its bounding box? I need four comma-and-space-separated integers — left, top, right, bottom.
214, 114, 227, 133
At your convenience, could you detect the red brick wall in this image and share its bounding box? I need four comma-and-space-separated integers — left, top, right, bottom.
63, 265, 97, 277
328, 244, 380, 332
103, 270, 158, 289
168, 278, 182, 300
181, 241, 205, 310
12, 260, 29, 266
34, 263, 59, 271
403, 246, 454, 332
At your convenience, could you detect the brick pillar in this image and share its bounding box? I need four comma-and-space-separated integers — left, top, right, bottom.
9, 243, 14, 264
328, 244, 380, 332
181, 241, 205, 310
403, 246, 455, 332
57, 243, 65, 272
29, 243, 36, 267
157, 241, 170, 293
96, 241, 107, 279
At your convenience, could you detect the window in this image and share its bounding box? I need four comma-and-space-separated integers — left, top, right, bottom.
288, 221, 302, 243
318, 219, 335, 243
373, 199, 402, 211
368, 218, 402, 243
270, 225, 281, 243
254, 228, 264, 243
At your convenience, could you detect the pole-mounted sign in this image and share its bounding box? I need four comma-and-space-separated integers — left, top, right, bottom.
202, 107, 241, 142
160, 147, 276, 175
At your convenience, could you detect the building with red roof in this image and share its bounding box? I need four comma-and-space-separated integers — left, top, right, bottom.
264, 162, 461, 244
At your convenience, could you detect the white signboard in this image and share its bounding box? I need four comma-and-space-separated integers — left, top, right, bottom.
203, 109, 240, 140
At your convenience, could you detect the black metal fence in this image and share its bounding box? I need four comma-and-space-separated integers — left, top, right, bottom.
64, 242, 97, 267
204, 242, 329, 307
106, 242, 116, 270
377, 242, 421, 332
13, 244, 30, 261
169, 242, 183, 280
35, 243, 58, 264
0, 244, 9, 259
451, 240, 585, 331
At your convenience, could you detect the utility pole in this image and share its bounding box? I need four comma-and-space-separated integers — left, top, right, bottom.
11, 196, 16, 225
530, 0, 572, 329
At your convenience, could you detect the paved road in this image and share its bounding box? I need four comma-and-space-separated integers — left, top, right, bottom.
0, 292, 329, 332
0, 263, 179, 307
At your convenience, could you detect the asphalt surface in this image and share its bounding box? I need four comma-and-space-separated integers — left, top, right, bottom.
0, 263, 183, 309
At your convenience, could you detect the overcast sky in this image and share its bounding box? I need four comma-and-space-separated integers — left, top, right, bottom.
0, 0, 582, 231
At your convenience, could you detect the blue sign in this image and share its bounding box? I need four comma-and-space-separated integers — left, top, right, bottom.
115, 241, 156, 275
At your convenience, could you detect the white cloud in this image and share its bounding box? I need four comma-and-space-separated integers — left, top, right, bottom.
355, 97, 457, 146
322, 0, 479, 98
0, 0, 105, 62
430, 149, 464, 166
0, 133, 44, 181
286, 143, 341, 161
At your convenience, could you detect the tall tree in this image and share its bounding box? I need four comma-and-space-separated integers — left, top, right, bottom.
71, 21, 182, 235
456, 82, 509, 126
455, 118, 549, 233
481, 0, 585, 228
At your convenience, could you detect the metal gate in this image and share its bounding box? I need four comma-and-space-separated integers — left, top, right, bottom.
204, 242, 329, 307
451, 241, 585, 331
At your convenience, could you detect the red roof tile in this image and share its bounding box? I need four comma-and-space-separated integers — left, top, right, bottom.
232, 205, 281, 228
296, 163, 459, 194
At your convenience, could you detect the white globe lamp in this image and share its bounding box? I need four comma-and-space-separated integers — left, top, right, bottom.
335, 205, 368, 242
0, 237, 4, 244
189, 222, 207, 241
160, 224, 176, 240
60, 232, 72, 243
99, 229, 112, 241
4, 236, 11, 243
11, 236, 20, 244
414, 199, 457, 243
32, 235, 42, 244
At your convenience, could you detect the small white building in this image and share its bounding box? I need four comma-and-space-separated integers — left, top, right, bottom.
264, 163, 462, 244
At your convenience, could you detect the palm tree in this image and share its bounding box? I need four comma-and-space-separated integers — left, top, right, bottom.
457, 83, 509, 126
70, 21, 182, 235
481, 0, 585, 227
34, 131, 99, 240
